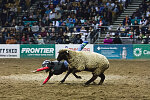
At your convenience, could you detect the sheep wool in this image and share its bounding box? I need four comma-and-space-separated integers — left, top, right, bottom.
58, 49, 109, 76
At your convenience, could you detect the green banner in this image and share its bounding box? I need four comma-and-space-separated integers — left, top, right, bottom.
20, 44, 55, 58
133, 44, 150, 59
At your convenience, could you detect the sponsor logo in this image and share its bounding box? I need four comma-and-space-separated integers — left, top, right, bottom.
21, 48, 54, 53
0, 49, 17, 53
64, 46, 90, 51
134, 48, 142, 57
97, 46, 117, 50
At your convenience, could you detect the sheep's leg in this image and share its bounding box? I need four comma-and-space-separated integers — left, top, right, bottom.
98, 73, 105, 85
60, 69, 72, 83
85, 75, 97, 85
72, 70, 81, 79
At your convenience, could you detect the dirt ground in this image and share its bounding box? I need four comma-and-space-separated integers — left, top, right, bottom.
0, 58, 150, 100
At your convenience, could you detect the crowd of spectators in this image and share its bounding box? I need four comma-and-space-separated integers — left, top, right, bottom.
0, 0, 149, 44
110, 0, 150, 44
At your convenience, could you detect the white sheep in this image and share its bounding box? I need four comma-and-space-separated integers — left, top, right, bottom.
57, 48, 109, 85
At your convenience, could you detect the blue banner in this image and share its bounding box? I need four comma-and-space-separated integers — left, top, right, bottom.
94, 44, 133, 59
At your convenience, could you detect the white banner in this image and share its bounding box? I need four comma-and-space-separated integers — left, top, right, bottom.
55, 44, 93, 58
0, 44, 20, 58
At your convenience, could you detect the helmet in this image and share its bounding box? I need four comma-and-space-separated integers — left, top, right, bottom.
42, 60, 51, 67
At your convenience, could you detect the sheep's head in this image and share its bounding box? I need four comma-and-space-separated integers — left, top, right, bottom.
57, 49, 70, 61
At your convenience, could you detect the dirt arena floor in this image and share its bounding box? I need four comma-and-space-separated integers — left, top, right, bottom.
0, 58, 150, 100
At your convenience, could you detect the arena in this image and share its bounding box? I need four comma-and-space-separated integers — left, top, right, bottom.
0, 58, 150, 100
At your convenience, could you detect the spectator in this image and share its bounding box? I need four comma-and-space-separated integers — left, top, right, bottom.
133, 20, 140, 36
6, 36, 17, 44
0, 32, 3, 44
80, 26, 88, 41
40, 27, 47, 37
21, 33, 26, 44
103, 34, 113, 44
113, 34, 122, 44
140, 16, 147, 26
49, 9, 56, 21
146, 8, 150, 18
56, 34, 63, 44
73, 34, 83, 44
123, 15, 131, 26
128, 27, 134, 38
29, 37, 36, 44
142, 34, 149, 44
37, 35, 44, 44
124, 23, 130, 32
31, 22, 39, 32
55, 11, 61, 20
117, 24, 124, 32
1, 9, 7, 25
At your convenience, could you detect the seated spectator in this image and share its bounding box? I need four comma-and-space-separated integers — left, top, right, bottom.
63, 33, 71, 44
40, 27, 47, 37
73, 34, 83, 44
124, 23, 130, 32
80, 17, 86, 25
103, 34, 113, 44
133, 20, 140, 36
29, 37, 36, 44
37, 35, 44, 44
49, 9, 56, 22
6, 36, 17, 44
113, 34, 122, 44
31, 22, 39, 32
0, 32, 3, 44
80, 26, 88, 41
55, 11, 61, 21
56, 34, 63, 44
95, 14, 101, 22
146, 8, 150, 18
128, 27, 134, 38
140, 16, 147, 26
142, 34, 149, 44
21, 33, 26, 44
116, 24, 126, 36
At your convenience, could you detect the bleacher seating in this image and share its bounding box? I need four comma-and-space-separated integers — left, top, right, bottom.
0, 0, 149, 44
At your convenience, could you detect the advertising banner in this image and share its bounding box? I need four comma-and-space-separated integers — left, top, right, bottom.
133, 44, 150, 59
94, 44, 133, 59
0, 44, 20, 58
20, 44, 55, 58
55, 44, 93, 58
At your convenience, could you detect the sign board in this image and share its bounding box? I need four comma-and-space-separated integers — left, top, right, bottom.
20, 44, 55, 58
0, 44, 20, 58
55, 44, 93, 58
133, 44, 150, 59
94, 44, 133, 59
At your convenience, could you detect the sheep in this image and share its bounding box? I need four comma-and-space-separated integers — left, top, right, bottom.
57, 48, 109, 85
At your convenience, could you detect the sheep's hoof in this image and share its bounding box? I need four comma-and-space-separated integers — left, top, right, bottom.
84, 82, 90, 85
60, 80, 65, 83
98, 82, 103, 85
